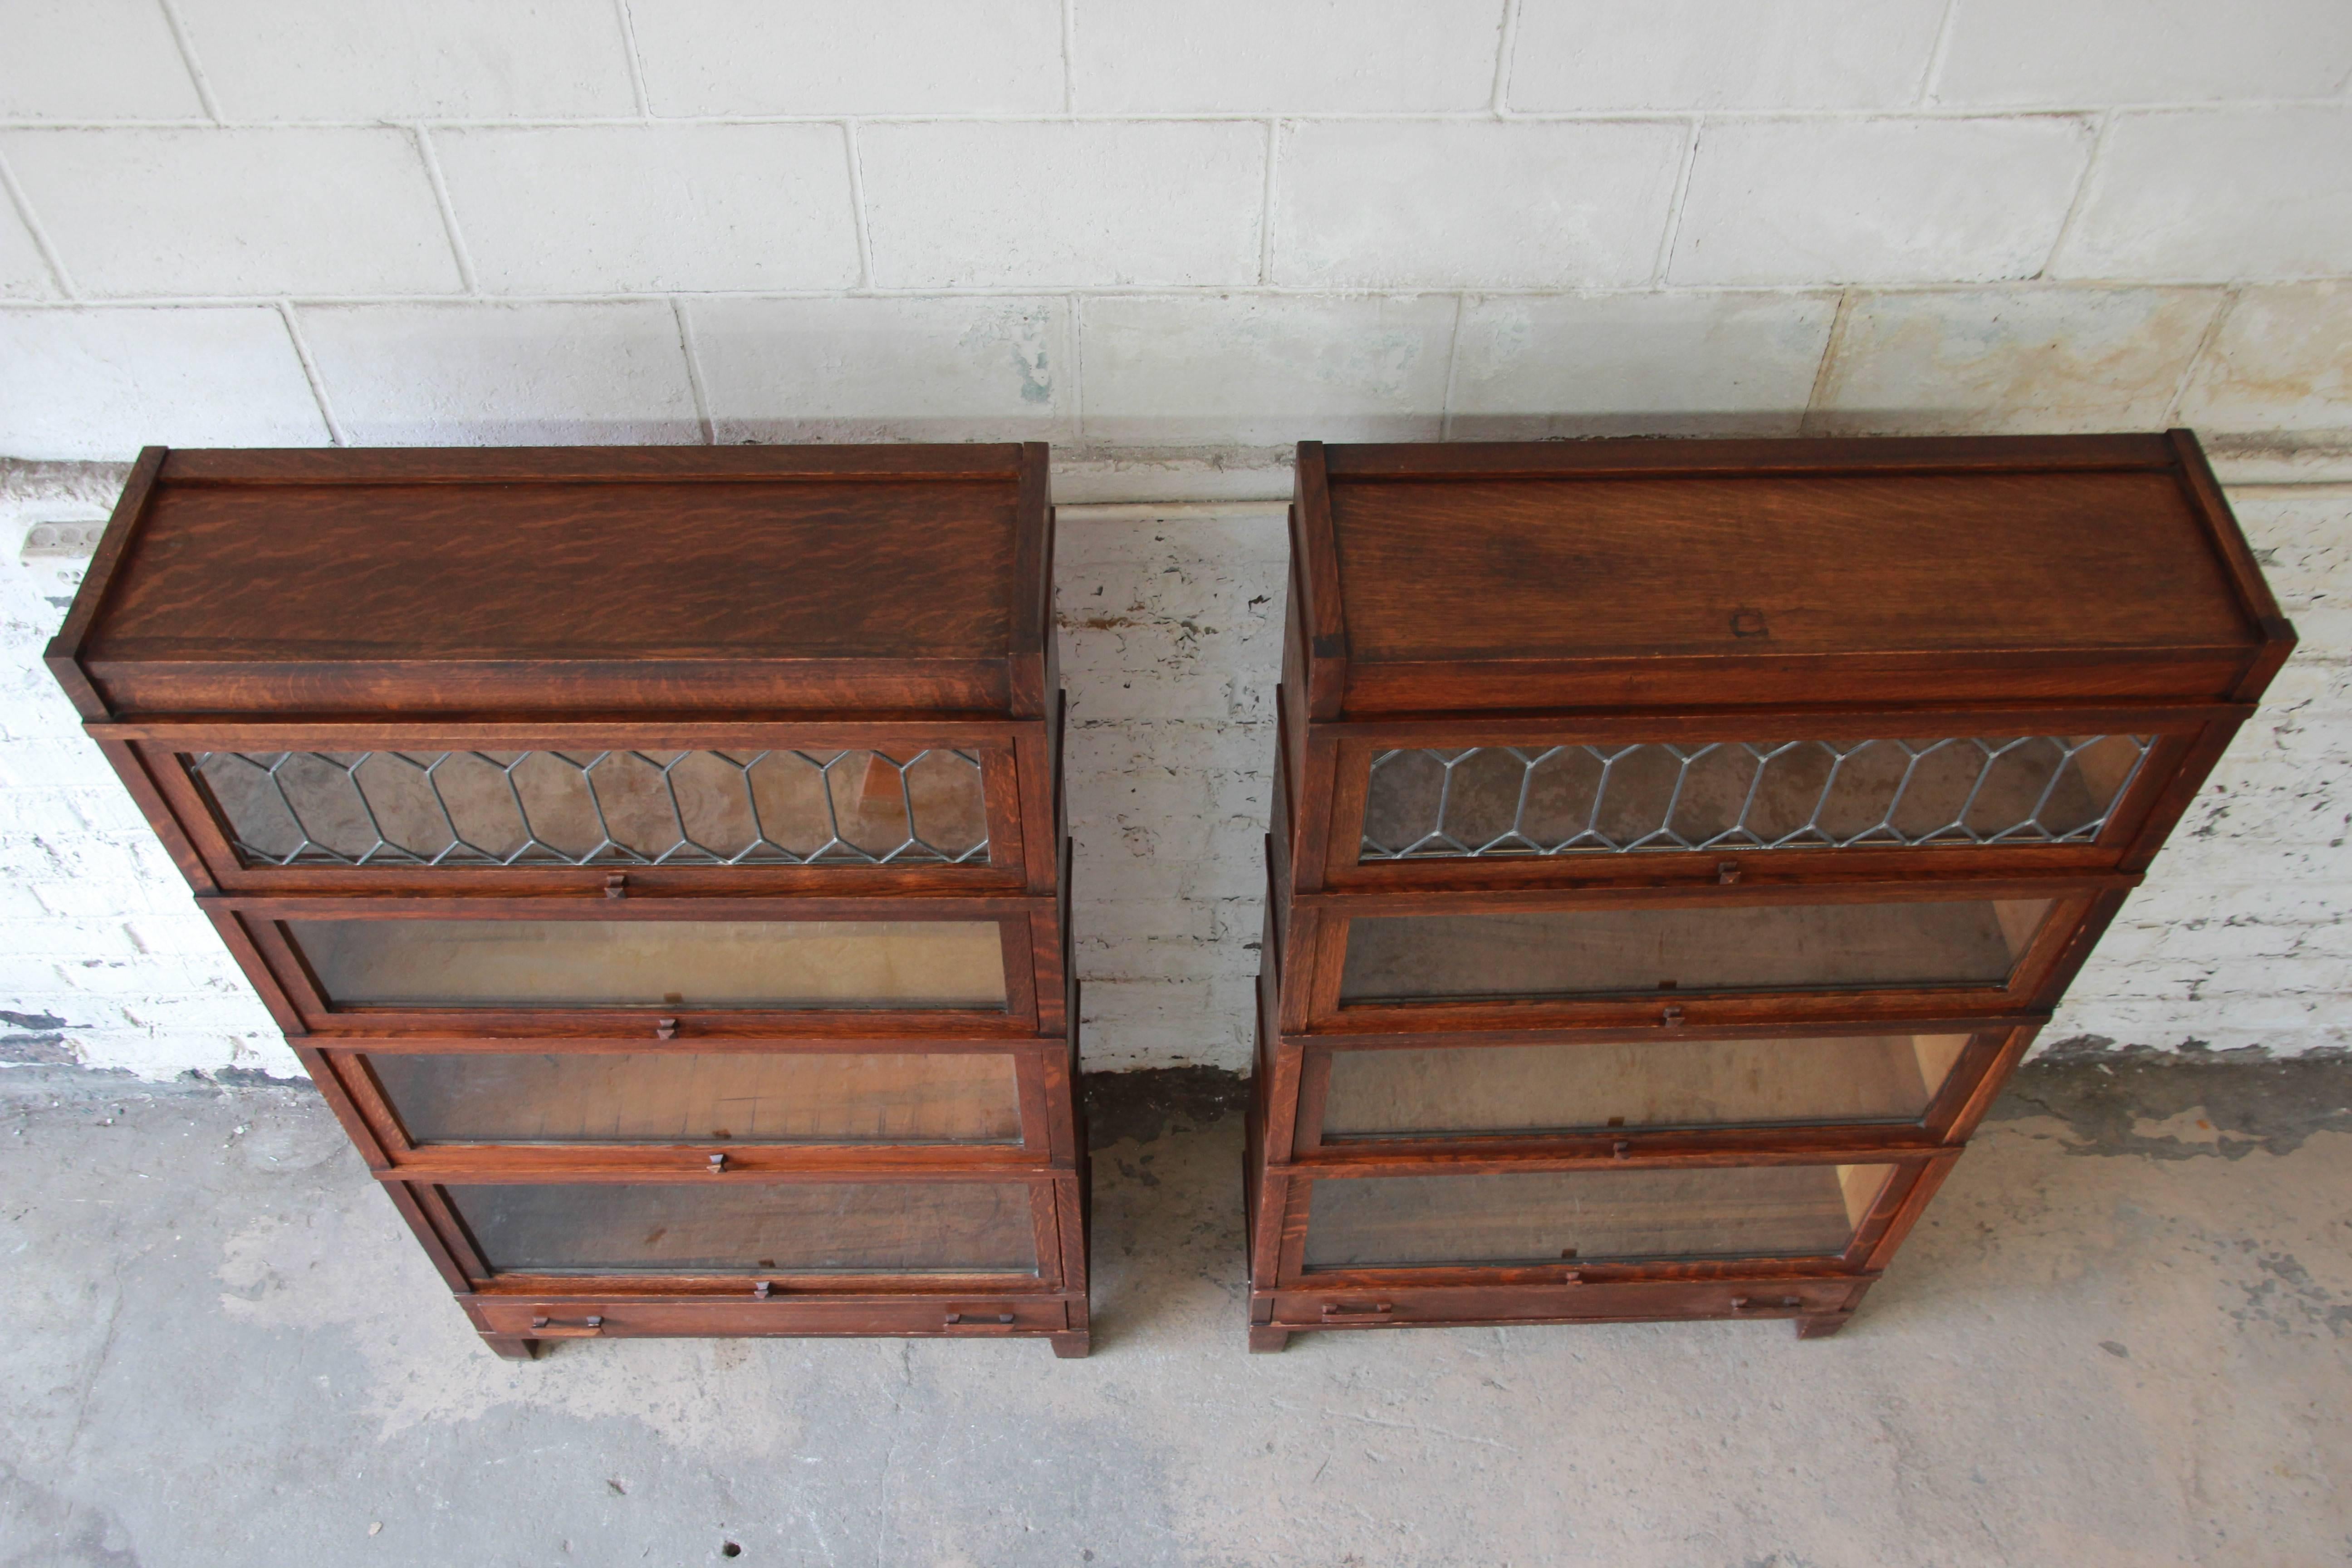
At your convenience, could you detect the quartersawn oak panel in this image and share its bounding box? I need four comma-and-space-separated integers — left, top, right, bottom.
1329, 470, 2244, 666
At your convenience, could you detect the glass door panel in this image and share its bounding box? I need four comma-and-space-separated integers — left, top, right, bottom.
446, 1181, 1040, 1275
285, 918, 1008, 1009
1321, 1034, 1975, 1138
371, 1051, 1024, 1144
1302, 1164, 1895, 1269
1361, 735, 2151, 859
1338, 898, 2054, 1004
188, 746, 990, 868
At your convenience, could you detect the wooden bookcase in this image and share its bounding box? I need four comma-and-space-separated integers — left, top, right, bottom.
48, 444, 1089, 1359
1247, 432, 2293, 1350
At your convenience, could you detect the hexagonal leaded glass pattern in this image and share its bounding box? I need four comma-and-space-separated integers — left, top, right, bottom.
1360, 735, 2153, 860
186, 749, 989, 868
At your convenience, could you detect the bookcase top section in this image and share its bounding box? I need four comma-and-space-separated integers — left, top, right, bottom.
51, 445, 1056, 720
1294, 433, 2292, 715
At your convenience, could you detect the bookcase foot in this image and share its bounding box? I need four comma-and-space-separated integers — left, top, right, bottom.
1049, 1332, 1091, 1359
1795, 1312, 1854, 1341
1249, 1327, 1292, 1354
482, 1333, 539, 1362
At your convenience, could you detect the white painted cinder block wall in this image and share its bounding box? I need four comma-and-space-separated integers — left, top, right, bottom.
1, 0, 2348, 1077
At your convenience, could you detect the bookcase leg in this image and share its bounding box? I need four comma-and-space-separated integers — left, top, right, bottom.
1049, 1332, 1091, 1359
482, 1333, 539, 1362
1249, 1327, 1291, 1354
1795, 1312, 1854, 1341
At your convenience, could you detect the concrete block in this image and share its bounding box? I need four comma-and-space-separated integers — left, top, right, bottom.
2057, 109, 2352, 284
1089, 934, 1245, 983
0, 918, 140, 958
1, 203, 57, 301
1180, 855, 1272, 903
2232, 490, 2352, 592
3, 129, 462, 299
124, 915, 232, 958
0, 308, 328, 460
1055, 510, 1289, 568
2262, 659, 2352, 717
0, 0, 206, 119
1079, 1019, 1245, 1070
433, 125, 860, 294
118, 993, 279, 1034
1671, 117, 2092, 286
0, 737, 114, 790
1510, 0, 1945, 111
32, 876, 186, 920
57, 955, 227, 997
1078, 294, 1453, 446
860, 122, 1264, 289
297, 303, 701, 446
1450, 291, 1837, 438
687, 296, 1067, 444
1933, 0, 2352, 106
1073, 0, 1499, 112
0, 956, 69, 993
1810, 286, 2225, 435
1274, 121, 1686, 289
172, 0, 638, 119
629, 0, 1064, 115
2177, 284, 2352, 436
1066, 850, 1185, 904
1079, 899, 1214, 945
1078, 979, 1209, 1023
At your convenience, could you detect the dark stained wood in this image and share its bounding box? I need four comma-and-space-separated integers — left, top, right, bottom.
1322, 433, 2173, 477
159, 444, 1026, 484
44, 445, 167, 720
54, 443, 1085, 1357
1290, 446, 1348, 720
1297, 435, 2284, 714
1008, 444, 1054, 719
1249, 432, 2293, 1349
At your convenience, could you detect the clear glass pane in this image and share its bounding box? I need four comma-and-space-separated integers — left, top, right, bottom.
1302, 1164, 1896, 1269
1322, 1034, 1976, 1138
447, 1181, 1039, 1274
1361, 735, 2151, 859
1337, 899, 2055, 1004
185, 748, 991, 868
286, 919, 1008, 1009
371, 1052, 1024, 1144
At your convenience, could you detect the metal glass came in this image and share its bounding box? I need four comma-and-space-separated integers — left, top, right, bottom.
1360, 735, 2152, 860
187, 748, 989, 868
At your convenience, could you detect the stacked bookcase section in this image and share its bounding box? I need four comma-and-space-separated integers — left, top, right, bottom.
1246, 433, 2292, 1350
50, 444, 1088, 1359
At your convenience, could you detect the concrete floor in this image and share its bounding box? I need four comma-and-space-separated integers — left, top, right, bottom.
3, 1058, 2348, 1568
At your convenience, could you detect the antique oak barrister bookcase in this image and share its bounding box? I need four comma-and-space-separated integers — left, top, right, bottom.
1246, 432, 2293, 1350
47, 444, 1091, 1359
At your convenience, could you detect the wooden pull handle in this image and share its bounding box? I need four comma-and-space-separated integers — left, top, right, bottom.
1319, 1302, 1394, 1320
1661, 1004, 1684, 1026
604, 873, 628, 899
1715, 860, 1741, 884
943, 1312, 1019, 1333
529, 1315, 604, 1338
